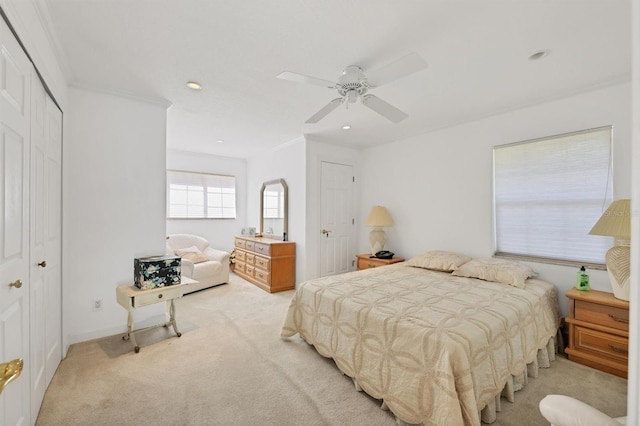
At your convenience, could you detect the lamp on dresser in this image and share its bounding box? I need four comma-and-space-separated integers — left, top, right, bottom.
365, 206, 394, 255
589, 199, 631, 301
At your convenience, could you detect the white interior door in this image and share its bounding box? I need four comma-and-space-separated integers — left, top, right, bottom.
319, 161, 354, 277
44, 96, 62, 388
0, 17, 32, 426
29, 69, 63, 422
29, 70, 47, 420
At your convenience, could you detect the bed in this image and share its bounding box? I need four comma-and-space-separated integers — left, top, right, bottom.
281, 254, 560, 426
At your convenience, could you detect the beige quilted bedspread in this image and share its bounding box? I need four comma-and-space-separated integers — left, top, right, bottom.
281, 264, 560, 426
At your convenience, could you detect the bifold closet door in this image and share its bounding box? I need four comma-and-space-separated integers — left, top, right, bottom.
0, 15, 33, 426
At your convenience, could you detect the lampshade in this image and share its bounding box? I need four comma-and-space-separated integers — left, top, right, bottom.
365, 206, 394, 227
589, 199, 632, 301
589, 199, 631, 239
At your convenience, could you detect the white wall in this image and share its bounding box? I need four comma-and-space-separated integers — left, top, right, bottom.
63, 87, 168, 346
246, 139, 306, 283
166, 149, 247, 253
360, 82, 632, 317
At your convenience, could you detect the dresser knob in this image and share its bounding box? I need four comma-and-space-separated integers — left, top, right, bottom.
158, 294, 163, 299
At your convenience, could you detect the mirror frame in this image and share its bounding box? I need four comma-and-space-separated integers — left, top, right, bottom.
259, 178, 288, 240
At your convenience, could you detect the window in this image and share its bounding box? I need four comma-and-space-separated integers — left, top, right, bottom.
493, 126, 613, 265
167, 170, 236, 219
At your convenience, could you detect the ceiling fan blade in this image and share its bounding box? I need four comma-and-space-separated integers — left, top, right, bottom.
305, 98, 344, 123
366, 52, 428, 87
277, 71, 337, 89
361, 94, 408, 123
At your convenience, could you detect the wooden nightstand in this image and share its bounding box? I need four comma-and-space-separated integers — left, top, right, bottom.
564, 288, 629, 378
356, 254, 405, 270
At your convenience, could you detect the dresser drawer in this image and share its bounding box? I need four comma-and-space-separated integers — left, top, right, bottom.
245, 241, 255, 251
575, 300, 629, 332
246, 253, 255, 264
246, 264, 255, 276
573, 325, 629, 362
235, 238, 246, 249
254, 242, 270, 256
132, 285, 183, 308
254, 255, 270, 271
235, 250, 246, 262
254, 269, 270, 285
235, 261, 246, 274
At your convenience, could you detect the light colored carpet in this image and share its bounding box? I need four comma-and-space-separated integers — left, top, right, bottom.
36, 274, 627, 425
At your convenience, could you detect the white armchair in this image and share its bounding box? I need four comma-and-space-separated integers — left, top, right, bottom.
539, 395, 626, 426
166, 234, 230, 294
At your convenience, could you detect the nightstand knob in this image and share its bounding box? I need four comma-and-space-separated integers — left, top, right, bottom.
608, 314, 629, 324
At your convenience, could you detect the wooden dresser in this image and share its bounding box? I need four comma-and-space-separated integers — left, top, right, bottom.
234, 236, 295, 293
564, 288, 629, 378
356, 254, 405, 270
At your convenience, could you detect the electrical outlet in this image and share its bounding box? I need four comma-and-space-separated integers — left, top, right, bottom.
93, 299, 102, 310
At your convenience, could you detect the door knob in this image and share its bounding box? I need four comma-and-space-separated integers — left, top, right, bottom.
38, 260, 47, 268
0, 358, 23, 396
9, 280, 22, 289
321, 229, 331, 236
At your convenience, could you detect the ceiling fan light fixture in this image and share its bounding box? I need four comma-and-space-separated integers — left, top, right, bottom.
528, 50, 550, 61
186, 81, 202, 90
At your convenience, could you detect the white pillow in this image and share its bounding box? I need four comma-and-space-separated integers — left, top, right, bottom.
451, 258, 535, 288
406, 250, 472, 272
174, 246, 208, 264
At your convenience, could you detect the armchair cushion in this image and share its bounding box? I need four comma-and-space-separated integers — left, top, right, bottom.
166, 234, 230, 294
175, 246, 208, 264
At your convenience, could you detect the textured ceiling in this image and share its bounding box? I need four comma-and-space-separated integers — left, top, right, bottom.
41, 0, 631, 158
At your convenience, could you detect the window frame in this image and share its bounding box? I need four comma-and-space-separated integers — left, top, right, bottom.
492, 126, 613, 269
166, 170, 237, 220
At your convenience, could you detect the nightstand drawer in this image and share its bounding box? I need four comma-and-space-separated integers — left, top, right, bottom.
575, 300, 629, 332
132, 285, 183, 308
573, 325, 628, 362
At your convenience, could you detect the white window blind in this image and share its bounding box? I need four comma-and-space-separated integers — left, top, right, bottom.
167, 170, 236, 219
493, 126, 613, 265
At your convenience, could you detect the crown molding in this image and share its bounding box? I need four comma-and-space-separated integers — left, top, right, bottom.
32, 0, 74, 83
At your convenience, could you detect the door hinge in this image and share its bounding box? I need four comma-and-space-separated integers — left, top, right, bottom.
352, 176, 355, 182
352, 218, 355, 225
352, 260, 355, 267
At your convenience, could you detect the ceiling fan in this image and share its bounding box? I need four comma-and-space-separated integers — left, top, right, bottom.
277, 52, 428, 124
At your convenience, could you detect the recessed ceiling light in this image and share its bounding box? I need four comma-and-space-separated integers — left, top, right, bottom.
216, 140, 224, 144
528, 50, 550, 61
186, 81, 202, 90
342, 125, 351, 130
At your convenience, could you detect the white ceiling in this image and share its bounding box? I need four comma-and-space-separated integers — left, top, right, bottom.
40, 0, 631, 159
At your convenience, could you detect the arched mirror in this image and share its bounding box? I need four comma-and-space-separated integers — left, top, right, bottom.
260, 178, 288, 240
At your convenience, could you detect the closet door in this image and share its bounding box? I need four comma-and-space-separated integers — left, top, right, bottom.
43, 97, 62, 388
29, 72, 63, 421
0, 16, 32, 426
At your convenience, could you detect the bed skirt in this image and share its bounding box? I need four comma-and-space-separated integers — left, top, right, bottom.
478, 334, 557, 424
363, 333, 558, 425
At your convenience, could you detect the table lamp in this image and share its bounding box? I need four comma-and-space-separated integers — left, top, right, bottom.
365, 206, 394, 255
589, 199, 631, 301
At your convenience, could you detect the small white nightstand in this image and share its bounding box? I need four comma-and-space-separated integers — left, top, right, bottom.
116, 277, 196, 353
